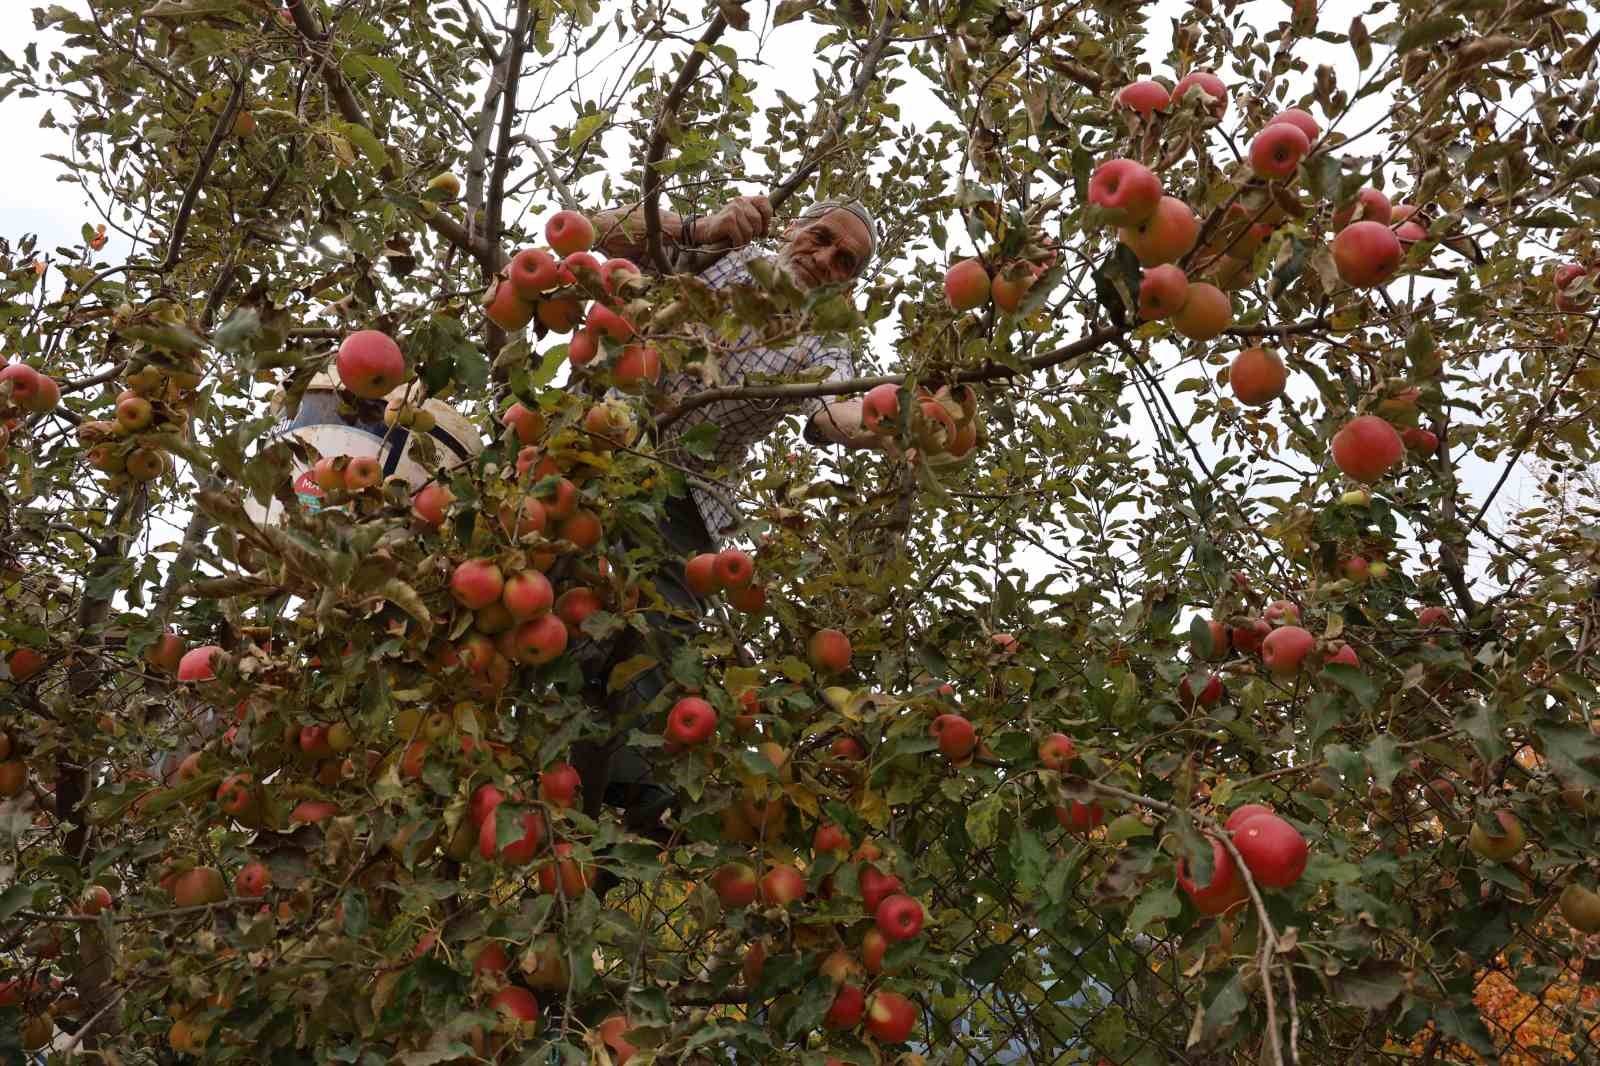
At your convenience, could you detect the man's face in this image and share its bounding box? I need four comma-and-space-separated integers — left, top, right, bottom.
776, 208, 872, 291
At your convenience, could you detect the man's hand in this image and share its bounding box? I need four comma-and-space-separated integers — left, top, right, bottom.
695, 195, 772, 247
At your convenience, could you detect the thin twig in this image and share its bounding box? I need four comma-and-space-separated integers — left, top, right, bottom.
642, 13, 731, 272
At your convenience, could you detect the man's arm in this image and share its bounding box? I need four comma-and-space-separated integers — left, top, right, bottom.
591, 195, 772, 274
806, 398, 887, 450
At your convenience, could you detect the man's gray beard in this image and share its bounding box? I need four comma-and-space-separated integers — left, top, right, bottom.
774, 249, 814, 291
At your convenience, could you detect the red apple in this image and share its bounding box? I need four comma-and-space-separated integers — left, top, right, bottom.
509, 248, 562, 298
713, 548, 755, 589
807, 628, 852, 673
451, 559, 505, 611
1267, 107, 1320, 142
1224, 804, 1274, 832
479, 808, 546, 865
336, 330, 406, 399
1332, 220, 1403, 288
538, 763, 580, 808
758, 863, 806, 906
825, 983, 865, 1029
1115, 79, 1170, 116
1138, 263, 1189, 320
664, 696, 716, 746
1231, 813, 1308, 888
1249, 122, 1310, 180
502, 570, 554, 620
929, 713, 977, 759
1176, 836, 1249, 915
1054, 801, 1105, 834
865, 990, 917, 1043
1332, 187, 1393, 229
711, 862, 759, 908
1172, 70, 1227, 116
1229, 347, 1288, 407
545, 210, 594, 255
177, 644, 223, 682
1037, 732, 1076, 769
944, 259, 991, 311
489, 986, 539, 1027
1261, 625, 1316, 677
875, 893, 924, 941
1119, 196, 1199, 266
859, 864, 903, 913
1088, 158, 1162, 225
1332, 414, 1404, 483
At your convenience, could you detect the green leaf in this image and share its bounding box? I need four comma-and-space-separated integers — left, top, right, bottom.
679, 421, 721, 460
1364, 734, 1404, 791
1396, 16, 1463, 52
1126, 884, 1180, 935
527, 342, 565, 388
0, 881, 39, 921
346, 54, 408, 100
607, 654, 658, 694
337, 120, 390, 169
962, 943, 1015, 985
1322, 663, 1376, 708
1193, 973, 1248, 1047
568, 110, 612, 151
1534, 721, 1600, 790
1330, 959, 1407, 1009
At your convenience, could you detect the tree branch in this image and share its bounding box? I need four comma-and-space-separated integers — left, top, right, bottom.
642, 12, 731, 273
770, 12, 899, 212
159, 72, 245, 274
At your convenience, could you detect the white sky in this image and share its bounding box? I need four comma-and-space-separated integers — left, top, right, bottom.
0, 1, 1544, 604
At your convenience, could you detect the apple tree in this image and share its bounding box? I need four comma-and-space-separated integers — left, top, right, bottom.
1, 0, 1599, 1063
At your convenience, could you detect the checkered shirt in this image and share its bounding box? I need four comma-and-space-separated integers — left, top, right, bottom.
658, 244, 856, 539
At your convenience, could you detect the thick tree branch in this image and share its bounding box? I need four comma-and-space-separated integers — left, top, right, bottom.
485, 0, 534, 262
642, 12, 731, 273
656, 324, 1125, 430
159, 72, 245, 274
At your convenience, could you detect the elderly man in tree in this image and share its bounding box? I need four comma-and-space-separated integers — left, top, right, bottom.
591, 193, 884, 538
576, 193, 884, 824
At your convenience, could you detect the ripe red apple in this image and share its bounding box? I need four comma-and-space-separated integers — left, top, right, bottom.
713, 548, 755, 588
1392, 204, 1427, 243
859, 864, 903, 913
486, 276, 537, 329
711, 862, 759, 908
598, 1015, 637, 1064
451, 559, 505, 610
509, 614, 569, 665
7, 647, 46, 682
1054, 801, 1105, 834
1179, 673, 1223, 709
1332, 220, 1403, 288
875, 893, 924, 941
1037, 732, 1076, 769
929, 713, 977, 759
1324, 641, 1359, 668
501, 402, 545, 445
1232, 813, 1308, 888
234, 861, 271, 897
665, 696, 717, 746
489, 985, 539, 1027
1402, 427, 1438, 455
1417, 605, 1450, 628
944, 259, 991, 311
1261, 625, 1315, 677
758, 863, 806, 906
1119, 196, 1199, 266
586, 302, 634, 342
473, 940, 511, 977
1264, 600, 1300, 626
177, 644, 222, 682
1332, 414, 1404, 483
1088, 158, 1162, 225
865, 990, 917, 1043
479, 808, 546, 865
502, 570, 554, 620
613, 344, 660, 392
0, 363, 43, 410
545, 210, 594, 255
1172, 70, 1227, 116
685, 552, 721, 596
172, 866, 226, 907
830, 735, 866, 761
1176, 836, 1248, 915
1229, 347, 1288, 406
126, 447, 167, 482
538, 762, 580, 808
554, 587, 601, 637
1232, 618, 1270, 654
600, 257, 642, 296
537, 842, 592, 897
1554, 262, 1590, 312
216, 773, 258, 819
727, 583, 766, 613
1332, 187, 1393, 229
861, 927, 890, 974
289, 799, 339, 824
1138, 264, 1189, 320
471, 783, 505, 826
143, 631, 184, 673
1267, 107, 1320, 142
535, 297, 583, 333
1224, 804, 1274, 833
860, 382, 901, 433
1249, 122, 1310, 180
79, 885, 113, 916
343, 456, 381, 489
568, 328, 600, 366
1173, 282, 1233, 340
336, 330, 406, 399
807, 628, 852, 674
509, 248, 562, 298
413, 482, 454, 526
1115, 79, 1170, 116
814, 822, 850, 855
825, 983, 865, 1029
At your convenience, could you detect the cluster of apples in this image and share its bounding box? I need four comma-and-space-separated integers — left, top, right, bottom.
942, 252, 1053, 316
1552, 260, 1595, 313
685, 546, 765, 613
486, 209, 663, 393
1176, 802, 1309, 915
858, 381, 981, 461
714, 830, 923, 1044
71, 358, 199, 488
0, 357, 61, 473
